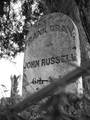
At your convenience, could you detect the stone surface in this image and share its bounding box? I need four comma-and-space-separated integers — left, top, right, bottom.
23, 13, 82, 96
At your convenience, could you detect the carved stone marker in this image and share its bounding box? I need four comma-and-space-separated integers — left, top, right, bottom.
23, 13, 82, 96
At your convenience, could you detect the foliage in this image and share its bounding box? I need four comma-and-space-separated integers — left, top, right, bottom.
1, 91, 90, 120
0, 0, 43, 58
0, 0, 25, 58
0, 95, 23, 120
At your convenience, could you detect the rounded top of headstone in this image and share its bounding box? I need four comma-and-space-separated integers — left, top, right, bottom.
26, 13, 75, 42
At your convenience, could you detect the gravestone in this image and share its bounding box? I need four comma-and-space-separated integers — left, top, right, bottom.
23, 13, 83, 97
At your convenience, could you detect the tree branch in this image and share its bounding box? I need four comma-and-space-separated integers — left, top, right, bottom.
11, 60, 90, 113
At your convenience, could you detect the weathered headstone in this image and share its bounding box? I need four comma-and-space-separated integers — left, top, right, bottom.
23, 13, 82, 97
